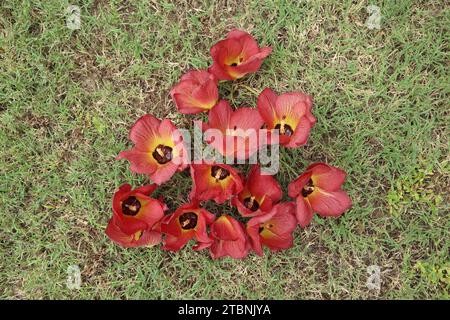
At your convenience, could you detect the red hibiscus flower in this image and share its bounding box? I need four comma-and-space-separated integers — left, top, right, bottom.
246, 202, 297, 256
189, 162, 243, 204
201, 100, 264, 159
257, 88, 316, 148
209, 215, 250, 259
161, 202, 215, 251
117, 114, 187, 185
232, 164, 282, 217
105, 221, 162, 248
208, 29, 272, 80
170, 69, 219, 114
105, 184, 165, 248
288, 163, 352, 227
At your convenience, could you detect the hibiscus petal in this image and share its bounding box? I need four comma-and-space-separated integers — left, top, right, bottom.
128, 114, 161, 146
287, 172, 313, 198
295, 196, 314, 228
172, 92, 205, 114
247, 165, 283, 204
308, 163, 347, 191
230, 108, 264, 131
208, 62, 234, 81
208, 100, 232, 132
193, 240, 213, 251
231, 56, 265, 78
117, 148, 158, 175
105, 218, 132, 246
162, 233, 192, 251
133, 184, 157, 196
112, 184, 132, 214
246, 224, 264, 256
210, 218, 249, 259
211, 215, 240, 241
284, 116, 312, 148
308, 189, 352, 217
257, 88, 278, 128
194, 212, 214, 244
227, 29, 251, 39
136, 198, 165, 228
191, 78, 219, 109
105, 219, 161, 248
275, 97, 307, 129
209, 31, 271, 80
150, 161, 179, 185
265, 202, 297, 234
214, 238, 249, 259
237, 34, 259, 58
158, 119, 178, 143
135, 230, 162, 247
260, 230, 293, 251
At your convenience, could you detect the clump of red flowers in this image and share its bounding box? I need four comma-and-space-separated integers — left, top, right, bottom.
106, 30, 352, 259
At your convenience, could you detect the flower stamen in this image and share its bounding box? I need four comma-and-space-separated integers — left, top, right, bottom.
152, 144, 173, 164
122, 196, 141, 216
275, 121, 294, 137
211, 165, 230, 182
179, 212, 198, 230
301, 179, 315, 197
244, 195, 260, 211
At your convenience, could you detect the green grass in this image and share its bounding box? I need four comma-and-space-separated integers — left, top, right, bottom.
0, 0, 449, 299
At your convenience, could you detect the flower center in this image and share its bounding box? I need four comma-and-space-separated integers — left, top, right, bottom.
243, 196, 260, 211
211, 165, 230, 182
274, 121, 294, 137
301, 179, 315, 197
259, 223, 274, 233
122, 196, 141, 216
229, 57, 244, 67
179, 211, 198, 230
152, 144, 173, 164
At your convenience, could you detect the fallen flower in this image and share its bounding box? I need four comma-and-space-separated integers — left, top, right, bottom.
208, 29, 272, 80
257, 88, 316, 148
161, 202, 215, 251
117, 114, 187, 185
232, 164, 282, 217
201, 100, 264, 159
288, 162, 352, 227
105, 183, 165, 247
209, 214, 250, 259
189, 162, 243, 204
247, 202, 297, 256
170, 69, 219, 114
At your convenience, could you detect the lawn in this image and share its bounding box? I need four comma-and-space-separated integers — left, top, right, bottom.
0, 0, 448, 299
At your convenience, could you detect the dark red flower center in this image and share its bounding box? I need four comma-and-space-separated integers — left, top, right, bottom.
243, 196, 260, 211
179, 211, 198, 230
302, 179, 315, 197
275, 122, 294, 137
122, 196, 141, 216
152, 144, 173, 164
211, 165, 230, 182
